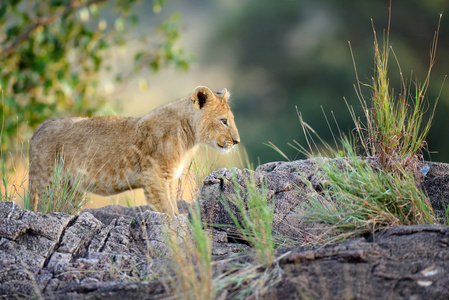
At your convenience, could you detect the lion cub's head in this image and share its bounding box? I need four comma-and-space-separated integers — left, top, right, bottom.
191, 86, 240, 153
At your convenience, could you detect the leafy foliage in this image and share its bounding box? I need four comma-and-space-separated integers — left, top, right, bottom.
0, 0, 191, 154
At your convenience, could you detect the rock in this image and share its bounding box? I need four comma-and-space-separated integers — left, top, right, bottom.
212, 242, 251, 256
263, 225, 449, 299
82, 204, 149, 226
82, 201, 191, 226
0, 201, 190, 299
419, 161, 449, 222
197, 158, 336, 245
2, 158, 449, 299
198, 159, 449, 246
0, 201, 75, 269
57, 212, 102, 257
133, 210, 192, 258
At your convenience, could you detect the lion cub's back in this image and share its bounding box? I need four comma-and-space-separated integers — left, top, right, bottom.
30, 116, 138, 165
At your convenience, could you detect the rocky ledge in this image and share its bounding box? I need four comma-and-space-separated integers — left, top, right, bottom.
1, 158, 449, 299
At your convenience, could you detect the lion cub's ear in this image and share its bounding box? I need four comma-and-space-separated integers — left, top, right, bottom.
191, 86, 215, 110
216, 88, 230, 102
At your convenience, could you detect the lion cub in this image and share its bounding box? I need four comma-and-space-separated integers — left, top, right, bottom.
28, 86, 240, 216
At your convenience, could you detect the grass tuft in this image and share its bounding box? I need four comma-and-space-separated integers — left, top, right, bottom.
349, 16, 443, 177
35, 157, 90, 214
302, 138, 436, 241
221, 170, 275, 268
292, 14, 442, 242
166, 203, 215, 300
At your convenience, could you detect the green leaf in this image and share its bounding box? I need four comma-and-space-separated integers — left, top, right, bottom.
130, 15, 139, 26
0, 5, 7, 19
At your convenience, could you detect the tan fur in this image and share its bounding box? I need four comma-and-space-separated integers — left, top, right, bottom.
28, 86, 240, 216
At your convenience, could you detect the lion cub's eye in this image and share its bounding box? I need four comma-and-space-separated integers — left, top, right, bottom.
220, 118, 228, 126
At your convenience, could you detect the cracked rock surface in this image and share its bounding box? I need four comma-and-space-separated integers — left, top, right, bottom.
1, 158, 449, 299
270, 225, 449, 299
198, 158, 449, 244
0, 202, 190, 299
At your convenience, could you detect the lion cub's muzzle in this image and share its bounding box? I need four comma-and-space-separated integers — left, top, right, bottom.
227, 137, 240, 149
226, 138, 240, 147
217, 138, 239, 154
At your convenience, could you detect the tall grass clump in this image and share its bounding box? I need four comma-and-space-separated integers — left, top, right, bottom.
294, 14, 443, 241
35, 157, 90, 214
221, 170, 275, 267
166, 203, 215, 300
303, 138, 436, 240
350, 16, 443, 176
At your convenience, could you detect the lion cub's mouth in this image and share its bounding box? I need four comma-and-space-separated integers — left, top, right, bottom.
215, 140, 235, 154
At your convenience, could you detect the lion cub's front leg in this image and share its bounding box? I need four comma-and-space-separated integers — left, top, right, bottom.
140, 167, 179, 216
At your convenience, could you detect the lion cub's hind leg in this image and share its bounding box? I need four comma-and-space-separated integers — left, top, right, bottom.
28, 175, 40, 211
29, 156, 86, 212
28, 158, 54, 211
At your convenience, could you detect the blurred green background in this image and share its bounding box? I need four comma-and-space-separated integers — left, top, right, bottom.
198, 0, 449, 164
2, 0, 449, 166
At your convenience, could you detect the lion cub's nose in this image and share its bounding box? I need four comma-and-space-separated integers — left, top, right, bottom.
233, 138, 240, 145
